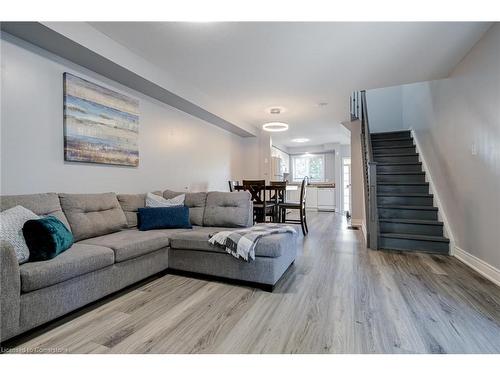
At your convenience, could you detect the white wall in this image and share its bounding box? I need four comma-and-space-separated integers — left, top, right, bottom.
239, 136, 261, 181
366, 85, 403, 133
0, 34, 257, 194
350, 120, 366, 233
401, 24, 500, 271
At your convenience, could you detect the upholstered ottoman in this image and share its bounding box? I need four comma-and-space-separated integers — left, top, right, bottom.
168, 226, 297, 291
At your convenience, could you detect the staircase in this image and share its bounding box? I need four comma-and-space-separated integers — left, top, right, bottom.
372, 130, 450, 254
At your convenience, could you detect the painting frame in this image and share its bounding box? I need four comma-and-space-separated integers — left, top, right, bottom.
63, 73, 140, 167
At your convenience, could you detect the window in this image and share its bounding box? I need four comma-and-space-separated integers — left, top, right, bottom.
292, 154, 325, 182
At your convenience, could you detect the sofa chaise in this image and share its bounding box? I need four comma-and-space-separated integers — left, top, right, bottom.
0, 190, 297, 342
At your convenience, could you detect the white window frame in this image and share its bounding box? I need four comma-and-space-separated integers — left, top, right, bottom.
291, 154, 326, 182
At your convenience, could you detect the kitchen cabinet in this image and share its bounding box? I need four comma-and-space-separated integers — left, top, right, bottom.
286, 188, 299, 203
286, 184, 335, 212
286, 186, 316, 208
305, 187, 318, 210
317, 188, 336, 211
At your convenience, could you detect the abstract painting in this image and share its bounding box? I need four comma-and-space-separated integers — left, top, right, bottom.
63, 73, 139, 166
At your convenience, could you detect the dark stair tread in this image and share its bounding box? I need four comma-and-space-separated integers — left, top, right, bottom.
378, 193, 433, 197
379, 218, 443, 225
373, 145, 415, 150
378, 205, 438, 211
378, 247, 448, 255
377, 171, 425, 175
374, 153, 418, 157
372, 136, 412, 141
380, 232, 449, 243
376, 162, 422, 166
371, 130, 411, 136
372, 137, 412, 141
378, 182, 428, 185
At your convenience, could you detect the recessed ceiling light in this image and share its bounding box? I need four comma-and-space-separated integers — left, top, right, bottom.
266, 106, 287, 115
262, 122, 289, 132
291, 138, 310, 143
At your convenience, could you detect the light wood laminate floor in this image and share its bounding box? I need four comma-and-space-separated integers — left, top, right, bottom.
7, 212, 500, 353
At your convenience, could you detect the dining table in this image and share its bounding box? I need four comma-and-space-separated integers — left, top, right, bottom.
233, 183, 298, 222
233, 184, 298, 192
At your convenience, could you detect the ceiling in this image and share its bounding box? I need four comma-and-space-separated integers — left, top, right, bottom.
89, 22, 491, 147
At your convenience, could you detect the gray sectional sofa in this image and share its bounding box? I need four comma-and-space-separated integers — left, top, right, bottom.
0, 190, 297, 342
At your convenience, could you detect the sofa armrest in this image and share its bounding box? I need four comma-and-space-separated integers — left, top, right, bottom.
1, 240, 20, 341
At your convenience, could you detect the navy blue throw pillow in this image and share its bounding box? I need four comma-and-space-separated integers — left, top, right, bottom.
23, 216, 74, 261
137, 206, 192, 231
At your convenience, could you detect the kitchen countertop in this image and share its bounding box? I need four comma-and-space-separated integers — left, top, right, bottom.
288, 182, 335, 188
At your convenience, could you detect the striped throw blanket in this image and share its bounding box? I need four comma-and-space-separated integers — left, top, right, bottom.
208, 224, 297, 262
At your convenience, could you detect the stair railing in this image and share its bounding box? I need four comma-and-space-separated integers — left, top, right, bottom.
350, 90, 360, 121
351, 90, 379, 249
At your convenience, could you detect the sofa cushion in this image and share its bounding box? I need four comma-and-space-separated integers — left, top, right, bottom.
169, 227, 226, 254
169, 226, 288, 258
163, 190, 207, 226
117, 191, 162, 228
20, 243, 114, 292
79, 229, 172, 262
0, 193, 71, 231
203, 192, 252, 228
59, 193, 127, 241
148, 227, 194, 238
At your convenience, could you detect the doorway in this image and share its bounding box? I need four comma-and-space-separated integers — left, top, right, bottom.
342, 157, 351, 215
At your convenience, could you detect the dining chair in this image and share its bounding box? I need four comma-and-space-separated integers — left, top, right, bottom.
280, 178, 309, 235
228, 180, 239, 192
242, 180, 276, 223
269, 181, 287, 203
269, 181, 287, 222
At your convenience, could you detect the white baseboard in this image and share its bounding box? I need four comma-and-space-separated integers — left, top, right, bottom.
454, 246, 500, 287
351, 219, 367, 242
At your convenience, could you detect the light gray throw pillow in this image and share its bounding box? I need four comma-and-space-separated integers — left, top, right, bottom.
145, 192, 185, 207
0, 205, 39, 264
